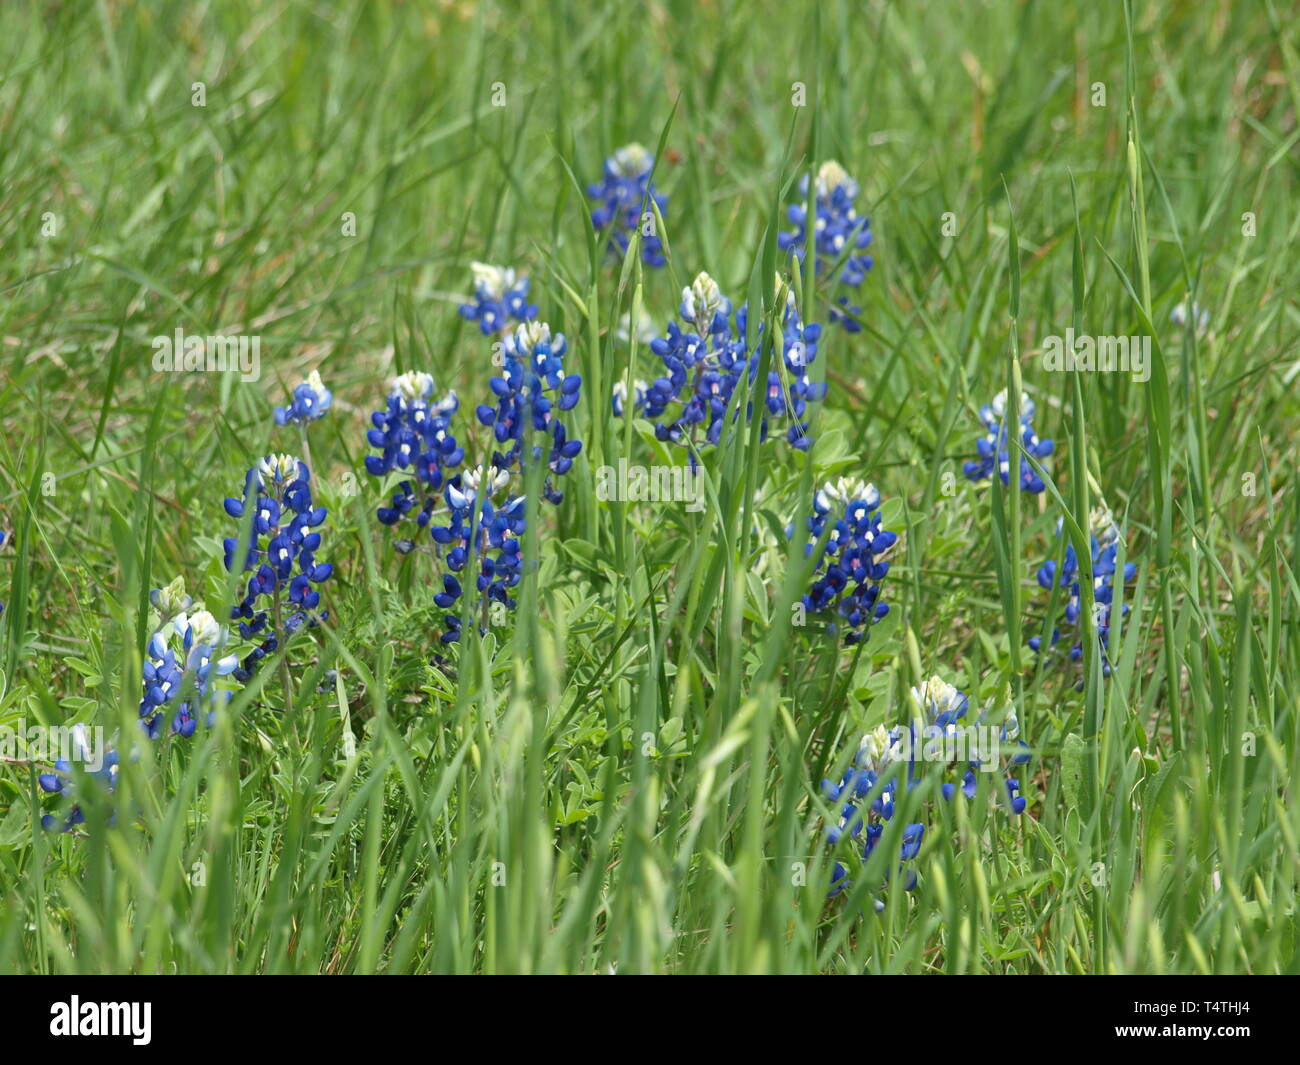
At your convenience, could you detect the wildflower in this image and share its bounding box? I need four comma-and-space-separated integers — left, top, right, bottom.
429, 464, 526, 643
149, 576, 194, 621
612, 378, 648, 418
1029, 503, 1136, 675
274, 370, 333, 426
1171, 299, 1210, 337
962, 390, 1054, 493
643, 272, 826, 460
474, 321, 583, 504
458, 262, 538, 336
790, 477, 896, 645
138, 609, 239, 738
778, 160, 874, 331
364, 371, 464, 539
588, 143, 668, 268
223, 454, 333, 681
37, 725, 120, 833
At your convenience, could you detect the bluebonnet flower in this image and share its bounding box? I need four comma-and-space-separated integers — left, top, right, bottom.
429, 465, 527, 643
822, 725, 922, 900
643, 273, 826, 460
904, 676, 1030, 813
1028, 503, 1136, 676
458, 262, 538, 336
779, 160, 874, 331
587, 143, 667, 268
38, 724, 120, 833
611, 378, 648, 418
149, 576, 194, 620
789, 477, 897, 645
273, 370, 333, 426
223, 454, 333, 681
475, 321, 583, 504
962, 390, 1054, 493
365, 371, 464, 541
1171, 299, 1210, 337
138, 609, 239, 739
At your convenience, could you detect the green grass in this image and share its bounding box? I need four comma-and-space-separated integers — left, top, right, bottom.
0, 0, 1297, 974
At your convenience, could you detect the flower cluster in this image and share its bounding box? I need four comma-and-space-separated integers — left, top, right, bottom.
273, 370, 333, 426
474, 321, 583, 504
823, 725, 923, 900
458, 262, 538, 336
587, 143, 667, 268
223, 454, 333, 680
822, 676, 1030, 900
779, 160, 874, 331
962, 390, 1054, 494
365, 371, 464, 547
429, 465, 526, 643
643, 272, 827, 460
1029, 504, 1136, 675
790, 477, 897, 645
37, 725, 120, 834
612, 378, 649, 418
138, 607, 239, 739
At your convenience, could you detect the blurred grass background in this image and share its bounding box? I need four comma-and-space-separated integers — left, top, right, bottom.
0, 0, 1297, 973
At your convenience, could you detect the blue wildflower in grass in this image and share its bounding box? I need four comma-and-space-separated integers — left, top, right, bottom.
223, 454, 333, 681
962, 389, 1054, 493
1171, 299, 1210, 337
37, 724, 120, 833
138, 608, 239, 739
458, 262, 538, 336
643, 272, 826, 461
789, 476, 897, 645
588, 143, 667, 268
364, 371, 464, 544
429, 464, 527, 644
779, 160, 874, 332
475, 321, 583, 504
1029, 504, 1136, 676
611, 378, 649, 418
905, 676, 1031, 814
822, 725, 920, 902
822, 678, 1031, 899
273, 370, 333, 426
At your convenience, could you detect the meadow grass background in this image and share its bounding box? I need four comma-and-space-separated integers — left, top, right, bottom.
0, 0, 1297, 974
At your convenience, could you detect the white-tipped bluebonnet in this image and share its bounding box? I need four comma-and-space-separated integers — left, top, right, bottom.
223, 454, 333, 680
588, 143, 667, 268
273, 370, 333, 426
1029, 504, 1136, 675
38, 724, 120, 833
822, 725, 922, 898
138, 609, 239, 739
475, 321, 583, 504
365, 371, 464, 539
612, 378, 648, 418
458, 262, 538, 336
963, 390, 1054, 493
779, 160, 874, 331
790, 477, 896, 645
643, 272, 826, 460
429, 464, 526, 643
